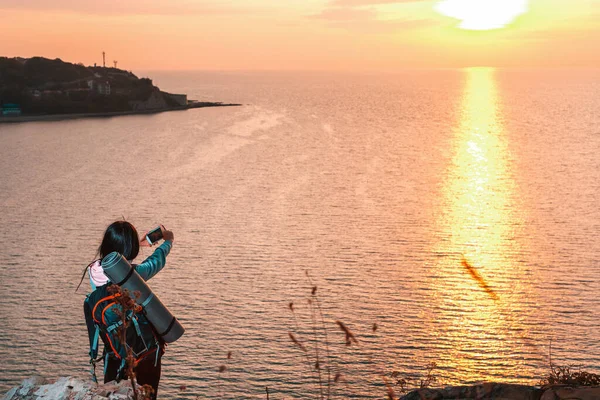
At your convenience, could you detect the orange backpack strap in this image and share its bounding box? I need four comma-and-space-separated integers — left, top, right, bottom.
91, 294, 119, 324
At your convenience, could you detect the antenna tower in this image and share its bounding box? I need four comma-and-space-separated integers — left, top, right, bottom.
102, 51, 106, 68
113, 60, 118, 68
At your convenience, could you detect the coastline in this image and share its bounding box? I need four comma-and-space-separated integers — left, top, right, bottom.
0, 102, 242, 124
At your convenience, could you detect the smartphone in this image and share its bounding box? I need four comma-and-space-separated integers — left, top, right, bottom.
146, 226, 163, 246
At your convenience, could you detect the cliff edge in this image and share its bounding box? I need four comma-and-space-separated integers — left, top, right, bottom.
3, 376, 141, 400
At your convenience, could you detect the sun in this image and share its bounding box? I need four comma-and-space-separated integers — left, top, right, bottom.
435, 0, 529, 31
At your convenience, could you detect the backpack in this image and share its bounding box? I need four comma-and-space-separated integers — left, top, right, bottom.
84, 283, 162, 381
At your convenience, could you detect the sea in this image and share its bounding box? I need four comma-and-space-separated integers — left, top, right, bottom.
0, 68, 599, 399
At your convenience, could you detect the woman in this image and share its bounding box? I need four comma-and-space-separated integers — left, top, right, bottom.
82, 220, 174, 399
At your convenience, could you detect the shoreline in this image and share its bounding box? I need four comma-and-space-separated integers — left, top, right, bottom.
0, 102, 242, 124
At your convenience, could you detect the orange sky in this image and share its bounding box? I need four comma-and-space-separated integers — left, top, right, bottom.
1, 0, 598, 71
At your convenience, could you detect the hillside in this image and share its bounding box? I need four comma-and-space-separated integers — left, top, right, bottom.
0, 57, 184, 115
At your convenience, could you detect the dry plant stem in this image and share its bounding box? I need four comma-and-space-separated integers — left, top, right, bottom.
540, 341, 600, 387
420, 362, 437, 388
290, 305, 319, 397
217, 352, 232, 398
121, 310, 138, 399
390, 361, 438, 395
383, 376, 397, 400
335, 321, 358, 346
314, 298, 332, 400
128, 366, 138, 400
307, 273, 333, 399
309, 297, 325, 400
109, 285, 139, 400
217, 366, 226, 399
140, 385, 154, 400
549, 339, 554, 377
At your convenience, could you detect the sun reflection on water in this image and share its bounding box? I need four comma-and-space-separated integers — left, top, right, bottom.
447, 67, 515, 271
428, 67, 542, 384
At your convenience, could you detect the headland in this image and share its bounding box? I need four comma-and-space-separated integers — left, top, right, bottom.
0, 56, 240, 124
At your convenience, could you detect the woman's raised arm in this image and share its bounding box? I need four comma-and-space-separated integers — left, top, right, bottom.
136, 227, 174, 280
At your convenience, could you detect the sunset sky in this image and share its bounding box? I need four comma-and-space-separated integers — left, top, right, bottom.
1, 0, 598, 71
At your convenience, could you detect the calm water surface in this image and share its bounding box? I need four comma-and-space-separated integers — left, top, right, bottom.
0, 69, 599, 398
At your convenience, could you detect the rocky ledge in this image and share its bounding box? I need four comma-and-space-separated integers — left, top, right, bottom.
399, 383, 600, 400
2, 376, 142, 400
4, 378, 600, 399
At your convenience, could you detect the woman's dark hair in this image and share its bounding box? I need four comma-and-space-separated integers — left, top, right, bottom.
98, 220, 140, 261
76, 220, 140, 292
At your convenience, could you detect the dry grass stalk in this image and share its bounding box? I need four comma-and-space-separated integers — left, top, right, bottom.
383, 376, 396, 400
288, 274, 371, 399
107, 284, 140, 400
390, 362, 438, 394
419, 362, 437, 388
139, 384, 154, 400
289, 332, 308, 353
541, 341, 600, 386
288, 299, 320, 395
460, 256, 499, 301
334, 373, 342, 383
307, 273, 333, 398
335, 321, 358, 346
308, 290, 325, 399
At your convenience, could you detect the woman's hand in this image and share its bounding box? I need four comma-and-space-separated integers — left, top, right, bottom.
140, 225, 174, 247
140, 234, 151, 247
160, 225, 174, 242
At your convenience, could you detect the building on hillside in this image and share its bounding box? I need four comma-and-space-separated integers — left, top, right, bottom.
129, 91, 168, 111
1, 104, 22, 116
165, 93, 187, 106
87, 79, 111, 95
98, 81, 111, 95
